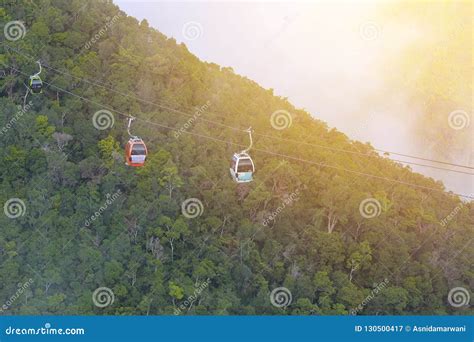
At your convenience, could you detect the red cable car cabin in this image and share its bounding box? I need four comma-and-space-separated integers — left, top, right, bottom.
125, 137, 148, 167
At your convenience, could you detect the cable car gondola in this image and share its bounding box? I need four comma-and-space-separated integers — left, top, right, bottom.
125, 117, 148, 167
230, 152, 255, 183
29, 76, 43, 94
230, 127, 255, 183
29, 61, 43, 94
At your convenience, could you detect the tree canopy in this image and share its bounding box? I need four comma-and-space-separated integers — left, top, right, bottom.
0, 0, 472, 316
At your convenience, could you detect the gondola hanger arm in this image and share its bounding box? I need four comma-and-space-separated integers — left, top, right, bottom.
127, 116, 137, 137
32, 60, 42, 78
241, 127, 253, 154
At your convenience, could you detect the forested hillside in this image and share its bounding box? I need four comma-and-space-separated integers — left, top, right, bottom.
0, 0, 472, 315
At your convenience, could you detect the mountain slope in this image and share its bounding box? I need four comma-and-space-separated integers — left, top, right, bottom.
0, 0, 472, 315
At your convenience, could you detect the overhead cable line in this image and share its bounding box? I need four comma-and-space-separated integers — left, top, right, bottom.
9, 67, 471, 200
4, 43, 473, 171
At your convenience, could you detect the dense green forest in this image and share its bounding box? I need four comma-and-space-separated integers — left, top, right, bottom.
0, 0, 472, 315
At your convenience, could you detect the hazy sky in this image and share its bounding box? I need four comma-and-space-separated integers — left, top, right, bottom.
115, 0, 389, 139
114, 0, 472, 196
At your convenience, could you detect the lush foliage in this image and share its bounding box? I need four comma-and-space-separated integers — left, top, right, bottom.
0, 0, 472, 315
